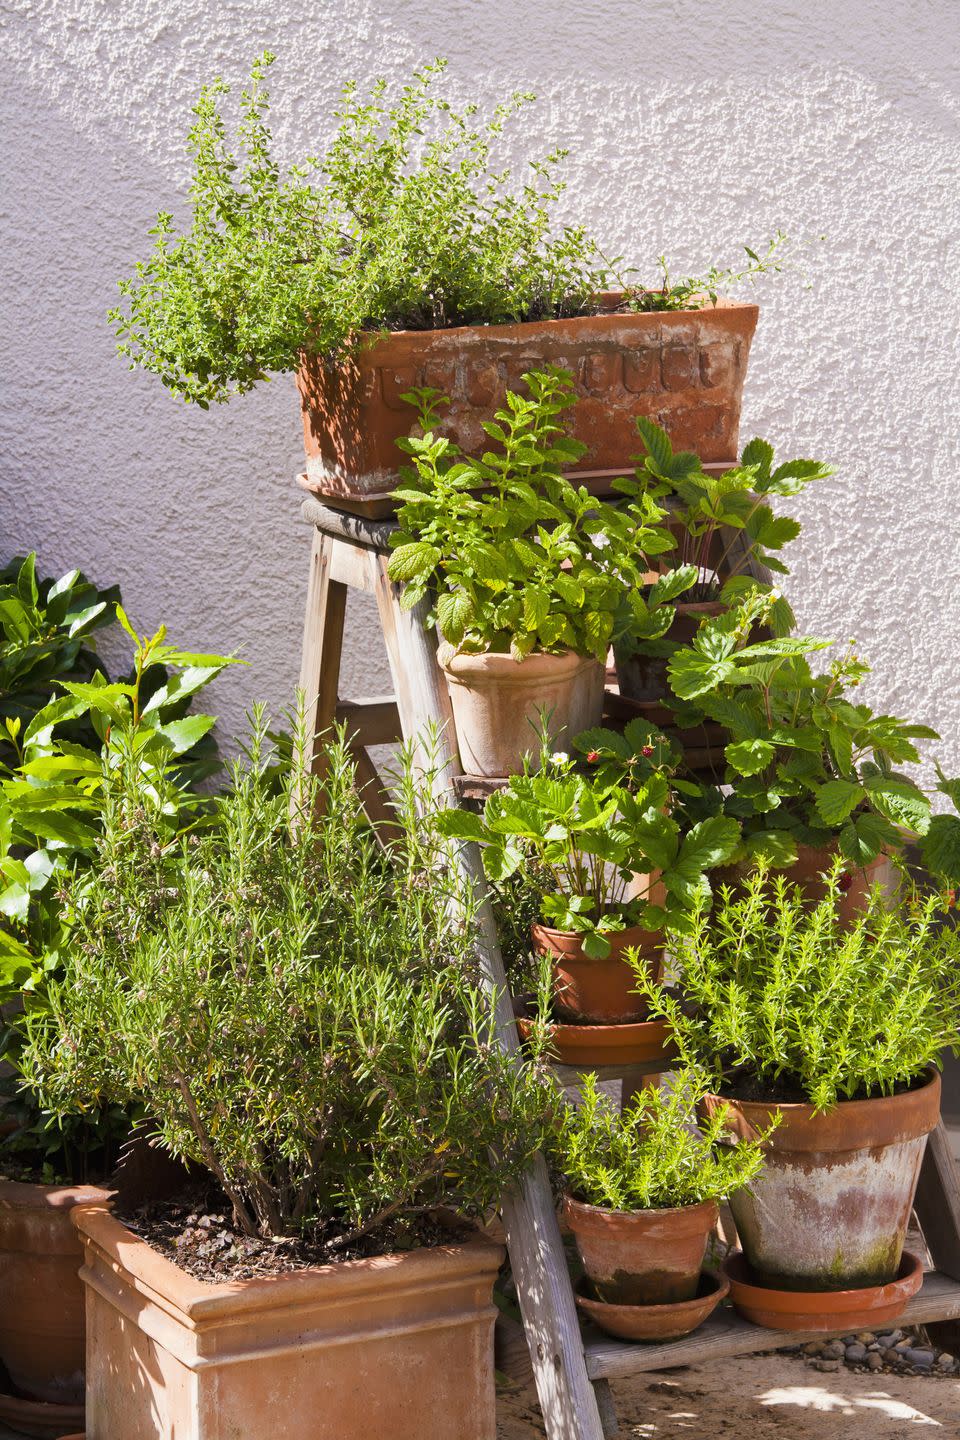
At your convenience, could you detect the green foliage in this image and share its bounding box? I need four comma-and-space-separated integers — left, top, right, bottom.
0, 592, 234, 1182
22, 714, 557, 1243
388, 368, 669, 660
633, 863, 960, 1109
620, 231, 793, 313
919, 767, 960, 886
555, 1071, 770, 1211
436, 742, 739, 951
110, 55, 605, 406
661, 593, 940, 866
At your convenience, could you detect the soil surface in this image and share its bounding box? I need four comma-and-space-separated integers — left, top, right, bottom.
496, 1349, 960, 1437
119, 1183, 471, 1283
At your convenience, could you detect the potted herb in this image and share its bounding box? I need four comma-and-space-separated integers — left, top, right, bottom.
0, 591, 229, 1426
611, 420, 832, 703
437, 736, 739, 1032
387, 369, 672, 775
23, 718, 555, 1440
635, 864, 960, 1312
555, 1072, 768, 1341
112, 53, 785, 509
662, 592, 947, 902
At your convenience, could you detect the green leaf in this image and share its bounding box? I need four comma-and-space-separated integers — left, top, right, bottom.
920, 815, 960, 883
522, 586, 550, 632
838, 812, 899, 866
862, 776, 931, 834
648, 566, 698, 607
743, 830, 799, 866
667, 650, 735, 700
435, 590, 475, 645
386, 542, 440, 584
154, 715, 216, 755
725, 739, 775, 776
814, 779, 865, 826
635, 416, 673, 472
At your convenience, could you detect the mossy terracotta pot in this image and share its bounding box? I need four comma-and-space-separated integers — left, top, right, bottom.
438, 645, 604, 777
575, 1268, 729, 1342
296, 297, 759, 512
563, 1194, 719, 1306
0, 1179, 112, 1408
72, 1206, 503, 1440
530, 921, 663, 1024
703, 1069, 940, 1292
722, 1249, 924, 1332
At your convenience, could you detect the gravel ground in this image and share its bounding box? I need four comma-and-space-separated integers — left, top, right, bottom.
497, 1347, 960, 1437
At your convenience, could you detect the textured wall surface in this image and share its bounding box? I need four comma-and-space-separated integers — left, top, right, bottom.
1, 0, 958, 775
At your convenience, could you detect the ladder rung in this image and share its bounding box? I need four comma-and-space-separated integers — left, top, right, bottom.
583, 1269, 960, 1381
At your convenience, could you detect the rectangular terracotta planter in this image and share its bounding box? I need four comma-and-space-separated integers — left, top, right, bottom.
296, 296, 758, 511
72, 1207, 503, 1440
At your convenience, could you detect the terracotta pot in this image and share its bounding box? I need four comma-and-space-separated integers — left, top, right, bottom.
615, 601, 725, 704
296, 297, 759, 508
438, 645, 604, 777
531, 922, 663, 1023
574, 1268, 729, 1342
0, 1387, 84, 1440
713, 842, 895, 925
563, 1193, 718, 1306
703, 1068, 940, 1291
0, 1179, 112, 1407
72, 1206, 503, 1440
513, 996, 676, 1069
722, 1249, 923, 1332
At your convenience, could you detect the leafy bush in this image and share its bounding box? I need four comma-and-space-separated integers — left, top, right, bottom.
387, 368, 672, 660
111, 53, 788, 407
23, 715, 556, 1244
438, 742, 739, 952
634, 863, 960, 1109
556, 1071, 769, 1211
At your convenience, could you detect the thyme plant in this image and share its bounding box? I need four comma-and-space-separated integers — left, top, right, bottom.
23, 713, 556, 1244
633, 864, 960, 1110
556, 1071, 769, 1211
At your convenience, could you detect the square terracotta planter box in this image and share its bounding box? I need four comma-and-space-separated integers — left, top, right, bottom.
296, 296, 758, 513
72, 1206, 503, 1440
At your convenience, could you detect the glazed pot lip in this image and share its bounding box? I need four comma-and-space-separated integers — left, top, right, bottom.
722, 1247, 923, 1308
0, 1175, 114, 1209
703, 1066, 941, 1152
299, 294, 758, 359
71, 1205, 504, 1321
438, 644, 599, 678
563, 1191, 720, 1225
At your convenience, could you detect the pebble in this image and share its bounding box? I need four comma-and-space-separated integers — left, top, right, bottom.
937, 1352, 956, 1371
813, 1359, 840, 1373
855, 1331, 876, 1344
905, 1348, 936, 1370
822, 1340, 845, 1360
800, 1326, 959, 1378
801, 1340, 823, 1356
878, 1330, 902, 1347
844, 1343, 867, 1363
867, 1352, 884, 1371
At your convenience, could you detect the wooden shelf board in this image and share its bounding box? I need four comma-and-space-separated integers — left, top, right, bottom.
583, 1269, 960, 1381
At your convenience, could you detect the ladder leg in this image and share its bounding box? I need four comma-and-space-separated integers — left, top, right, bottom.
592, 1379, 621, 1439
914, 1119, 960, 1351
298, 530, 348, 772
373, 561, 609, 1440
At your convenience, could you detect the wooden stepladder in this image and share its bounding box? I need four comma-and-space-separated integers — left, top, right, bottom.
298, 495, 960, 1440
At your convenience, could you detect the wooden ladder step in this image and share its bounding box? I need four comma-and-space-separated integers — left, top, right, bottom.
582, 1270, 960, 1381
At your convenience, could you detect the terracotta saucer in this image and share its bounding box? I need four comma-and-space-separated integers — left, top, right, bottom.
722, 1249, 924, 1332
513, 995, 676, 1068
0, 1385, 84, 1439
575, 1268, 729, 1342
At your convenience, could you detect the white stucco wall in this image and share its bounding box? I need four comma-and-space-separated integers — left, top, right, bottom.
1, 1, 958, 775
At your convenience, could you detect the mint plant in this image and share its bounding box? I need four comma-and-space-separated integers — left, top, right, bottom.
387, 368, 672, 661
556, 1070, 770, 1211
22, 715, 557, 1244
436, 743, 739, 954
635, 863, 960, 1109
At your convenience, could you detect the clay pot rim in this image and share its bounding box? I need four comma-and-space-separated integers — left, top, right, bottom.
575, 1265, 729, 1315
563, 1192, 721, 1226
0, 1176, 114, 1210
514, 995, 672, 1041
531, 919, 664, 951
71, 1205, 503, 1323
438, 645, 599, 680
722, 1248, 924, 1317
316, 294, 758, 355
703, 1067, 941, 1153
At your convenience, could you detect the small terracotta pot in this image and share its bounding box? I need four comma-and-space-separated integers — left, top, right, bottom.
722, 1249, 924, 1332
531, 922, 663, 1023
296, 297, 759, 508
703, 1069, 940, 1291
514, 997, 675, 1069
713, 842, 895, 925
575, 1268, 729, 1342
0, 1179, 112, 1407
438, 645, 604, 777
615, 600, 725, 704
564, 1194, 718, 1305
73, 1206, 503, 1440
